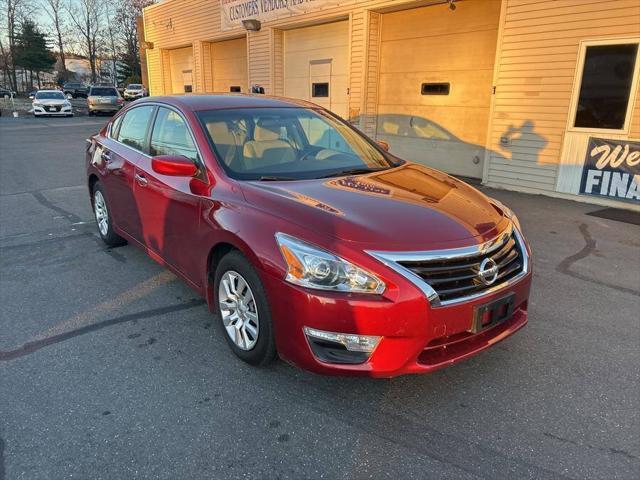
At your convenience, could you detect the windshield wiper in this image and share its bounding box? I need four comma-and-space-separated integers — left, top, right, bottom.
258, 175, 297, 181
319, 167, 388, 179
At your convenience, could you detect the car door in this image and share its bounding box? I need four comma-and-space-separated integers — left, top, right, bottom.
94, 105, 155, 240
134, 106, 205, 286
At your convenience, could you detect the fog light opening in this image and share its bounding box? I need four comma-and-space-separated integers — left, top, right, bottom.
304, 327, 381, 365
304, 327, 381, 353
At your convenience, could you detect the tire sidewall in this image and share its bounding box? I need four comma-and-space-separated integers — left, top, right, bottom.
92, 182, 124, 247
214, 251, 276, 366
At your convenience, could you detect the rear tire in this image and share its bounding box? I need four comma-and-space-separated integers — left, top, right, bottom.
92, 182, 126, 247
214, 251, 277, 366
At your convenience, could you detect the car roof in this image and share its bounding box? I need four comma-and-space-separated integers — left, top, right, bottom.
36, 89, 64, 93
135, 94, 319, 112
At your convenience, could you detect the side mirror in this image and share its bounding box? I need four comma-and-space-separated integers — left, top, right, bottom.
29, 95, 34, 100
376, 140, 390, 152
151, 155, 198, 177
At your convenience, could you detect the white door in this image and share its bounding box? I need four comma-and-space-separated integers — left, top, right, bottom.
377, 1, 501, 178
284, 21, 348, 119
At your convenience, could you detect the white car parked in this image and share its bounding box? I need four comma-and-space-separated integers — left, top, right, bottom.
32, 90, 73, 117
123, 84, 147, 101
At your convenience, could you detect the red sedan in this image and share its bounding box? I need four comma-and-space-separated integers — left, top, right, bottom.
86, 95, 532, 377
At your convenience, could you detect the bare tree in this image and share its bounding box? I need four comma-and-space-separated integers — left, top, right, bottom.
67, 0, 102, 82
41, 0, 67, 77
1, 0, 34, 91
114, 0, 154, 79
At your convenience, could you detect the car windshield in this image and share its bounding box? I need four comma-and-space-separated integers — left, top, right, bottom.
35, 91, 65, 100
197, 107, 395, 180
90, 88, 118, 96
128, 84, 142, 89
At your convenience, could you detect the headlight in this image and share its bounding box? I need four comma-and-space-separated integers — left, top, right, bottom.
33, 102, 43, 107
275, 233, 385, 294
491, 198, 522, 232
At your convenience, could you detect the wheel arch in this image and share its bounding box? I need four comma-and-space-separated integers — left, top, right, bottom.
88, 173, 99, 197
204, 233, 267, 312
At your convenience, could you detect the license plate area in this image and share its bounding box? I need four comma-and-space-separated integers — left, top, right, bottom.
470, 293, 515, 334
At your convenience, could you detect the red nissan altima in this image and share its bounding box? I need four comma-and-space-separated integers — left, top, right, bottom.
86, 95, 532, 377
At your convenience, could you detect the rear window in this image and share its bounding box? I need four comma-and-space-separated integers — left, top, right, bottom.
90, 87, 118, 96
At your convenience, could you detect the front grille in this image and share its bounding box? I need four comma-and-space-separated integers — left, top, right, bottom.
397, 232, 524, 303
47, 105, 61, 112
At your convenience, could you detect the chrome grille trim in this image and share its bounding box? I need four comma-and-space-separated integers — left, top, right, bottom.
366, 224, 529, 307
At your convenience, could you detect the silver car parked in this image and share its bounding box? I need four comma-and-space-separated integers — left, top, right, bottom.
87, 86, 124, 116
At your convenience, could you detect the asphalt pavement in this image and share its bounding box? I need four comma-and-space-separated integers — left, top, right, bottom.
0, 115, 638, 480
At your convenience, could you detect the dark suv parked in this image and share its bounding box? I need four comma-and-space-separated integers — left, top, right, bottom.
63, 82, 88, 98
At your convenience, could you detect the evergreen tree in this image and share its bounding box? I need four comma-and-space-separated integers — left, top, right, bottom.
14, 20, 56, 90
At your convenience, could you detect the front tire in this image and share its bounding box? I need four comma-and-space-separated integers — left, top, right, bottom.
215, 251, 277, 366
92, 182, 126, 247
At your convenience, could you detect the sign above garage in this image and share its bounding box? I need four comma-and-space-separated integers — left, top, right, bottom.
220, 0, 361, 30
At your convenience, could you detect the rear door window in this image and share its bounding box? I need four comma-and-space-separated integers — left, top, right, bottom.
117, 106, 155, 152
150, 107, 198, 162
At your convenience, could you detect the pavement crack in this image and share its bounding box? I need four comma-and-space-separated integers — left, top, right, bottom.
0, 299, 205, 362
31, 191, 83, 224
556, 223, 640, 297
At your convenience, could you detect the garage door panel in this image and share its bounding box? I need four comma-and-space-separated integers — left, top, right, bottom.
284, 21, 349, 119
378, 70, 494, 108
211, 37, 247, 93
379, 31, 498, 73
285, 22, 349, 51
376, 104, 491, 147
169, 47, 194, 94
381, 1, 501, 42
379, 2, 500, 178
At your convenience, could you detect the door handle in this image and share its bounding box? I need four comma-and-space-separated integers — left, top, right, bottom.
135, 173, 148, 187
101, 150, 112, 163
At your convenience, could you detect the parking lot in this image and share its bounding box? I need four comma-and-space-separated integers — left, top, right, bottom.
0, 115, 638, 480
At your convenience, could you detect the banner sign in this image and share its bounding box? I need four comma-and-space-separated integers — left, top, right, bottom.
220, 0, 358, 30
579, 137, 640, 204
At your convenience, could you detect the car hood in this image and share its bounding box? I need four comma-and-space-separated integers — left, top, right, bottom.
34, 99, 67, 105
241, 163, 509, 250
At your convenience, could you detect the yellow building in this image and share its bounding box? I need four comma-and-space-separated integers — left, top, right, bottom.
141, 0, 640, 209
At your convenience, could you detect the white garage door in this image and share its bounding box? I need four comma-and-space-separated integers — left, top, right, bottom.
377, 1, 501, 178
211, 37, 248, 93
284, 21, 349, 119
169, 46, 194, 94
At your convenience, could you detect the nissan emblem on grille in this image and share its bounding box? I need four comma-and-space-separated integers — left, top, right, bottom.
478, 258, 499, 285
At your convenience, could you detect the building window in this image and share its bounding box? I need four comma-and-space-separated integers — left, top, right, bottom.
230, 86, 241, 92
574, 43, 639, 130
421, 83, 450, 95
312, 83, 329, 98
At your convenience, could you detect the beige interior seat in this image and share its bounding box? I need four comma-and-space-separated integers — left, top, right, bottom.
206, 121, 245, 169
243, 121, 296, 171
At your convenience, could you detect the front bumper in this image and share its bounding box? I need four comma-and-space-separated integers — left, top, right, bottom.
262, 265, 531, 378
124, 92, 143, 100
33, 105, 72, 116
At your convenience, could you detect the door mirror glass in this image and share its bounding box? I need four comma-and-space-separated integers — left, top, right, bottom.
152, 155, 198, 177
376, 140, 390, 152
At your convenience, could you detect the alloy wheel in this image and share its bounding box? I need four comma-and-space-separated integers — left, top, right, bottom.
93, 190, 109, 236
218, 271, 260, 351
